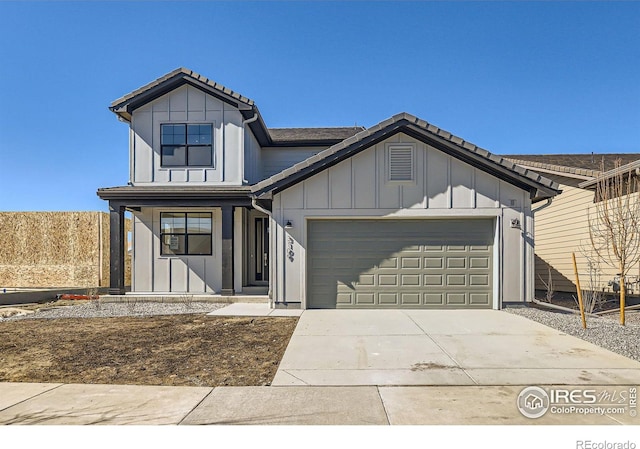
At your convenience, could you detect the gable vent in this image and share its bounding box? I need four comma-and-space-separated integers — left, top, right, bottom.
388, 146, 414, 182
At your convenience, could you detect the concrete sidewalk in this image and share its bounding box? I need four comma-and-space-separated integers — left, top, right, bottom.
0, 382, 637, 425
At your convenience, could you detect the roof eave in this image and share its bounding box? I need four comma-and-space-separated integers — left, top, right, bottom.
109, 68, 258, 125
578, 159, 640, 189
251, 116, 561, 200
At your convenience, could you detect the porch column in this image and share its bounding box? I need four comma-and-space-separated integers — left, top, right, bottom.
221, 205, 235, 295
108, 202, 126, 295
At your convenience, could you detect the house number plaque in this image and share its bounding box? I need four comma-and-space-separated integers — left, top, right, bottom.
287, 236, 295, 262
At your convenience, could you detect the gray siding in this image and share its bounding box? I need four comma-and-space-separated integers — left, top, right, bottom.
270, 133, 534, 309
130, 85, 247, 185
132, 207, 222, 293
260, 147, 324, 180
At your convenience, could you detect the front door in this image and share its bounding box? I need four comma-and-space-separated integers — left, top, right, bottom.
247, 211, 269, 285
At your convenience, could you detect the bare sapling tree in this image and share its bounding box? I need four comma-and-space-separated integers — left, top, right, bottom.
588, 160, 640, 325
576, 246, 606, 314
538, 266, 554, 303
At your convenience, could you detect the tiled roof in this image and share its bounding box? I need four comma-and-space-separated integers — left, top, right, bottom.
502, 154, 640, 177
268, 127, 365, 144
579, 159, 640, 189
110, 67, 255, 111
251, 112, 561, 202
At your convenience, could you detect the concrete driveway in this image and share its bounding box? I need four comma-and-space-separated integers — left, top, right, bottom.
272, 309, 640, 386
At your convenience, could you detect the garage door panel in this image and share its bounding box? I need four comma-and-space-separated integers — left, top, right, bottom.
378, 274, 398, 286
424, 274, 444, 286
379, 293, 399, 305
469, 257, 490, 269
424, 293, 445, 305
401, 257, 421, 268
446, 274, 467, 286
402, 293, 421, 305
447, 257, 466, 269
470, 293, 491, 305
355, 293, 375, 305
307, 219, 493, 309
379, 258, 398, 269
470, 274, 490, 286
446, 293, 467, 305
424, 257, 444, 269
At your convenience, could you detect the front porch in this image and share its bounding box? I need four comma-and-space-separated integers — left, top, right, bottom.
97, 185, 271, 298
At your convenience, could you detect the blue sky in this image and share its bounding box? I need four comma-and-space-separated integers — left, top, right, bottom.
0, 1, 638, 212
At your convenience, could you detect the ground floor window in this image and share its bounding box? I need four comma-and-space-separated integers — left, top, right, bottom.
160, 212, 212, 255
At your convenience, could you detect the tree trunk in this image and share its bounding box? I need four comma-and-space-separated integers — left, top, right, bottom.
620, 267, 626, 326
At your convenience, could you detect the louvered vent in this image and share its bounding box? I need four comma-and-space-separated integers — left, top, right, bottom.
388, 147, 414, 182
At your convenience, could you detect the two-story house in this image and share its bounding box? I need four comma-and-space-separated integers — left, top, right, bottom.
98, 68, 560, 309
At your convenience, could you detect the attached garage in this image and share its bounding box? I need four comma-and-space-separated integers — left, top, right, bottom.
251, 113, 561, 310
307, 219, 493, 309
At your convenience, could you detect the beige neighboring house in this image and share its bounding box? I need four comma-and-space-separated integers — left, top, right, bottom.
0, 212, 131, 289
504, 154, 640, 296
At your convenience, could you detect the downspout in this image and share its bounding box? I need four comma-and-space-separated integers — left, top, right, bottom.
528, 197, 553, 304
532, 197, 553, 214
251, 197, 274, 307
241, 112, 259, 184
251, 197, 271, 216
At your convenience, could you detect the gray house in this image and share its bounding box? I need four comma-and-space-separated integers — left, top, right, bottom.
98, 68, 560, 309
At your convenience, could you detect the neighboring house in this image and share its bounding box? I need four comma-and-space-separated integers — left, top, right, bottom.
98, 68, 560, 309
0, 212, 131, 288
504, 154, 640, 295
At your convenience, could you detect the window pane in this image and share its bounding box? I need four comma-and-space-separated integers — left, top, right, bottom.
187, 124, 212, 144
161, 124, 186, 145
161, 213, 185, 233
161, 145, 186, 166
188, 146, 212, 166
187, 235, 212, 255
187, 213, 212, 233
161, 234, 186, 255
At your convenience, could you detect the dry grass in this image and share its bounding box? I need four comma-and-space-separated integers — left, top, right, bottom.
0, 314, 298, 387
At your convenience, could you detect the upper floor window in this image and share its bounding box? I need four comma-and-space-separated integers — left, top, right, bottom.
161, 124, 213, 167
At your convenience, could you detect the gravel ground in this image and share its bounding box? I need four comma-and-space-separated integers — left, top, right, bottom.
505, 306, 640, 362
1, 301, 226, 320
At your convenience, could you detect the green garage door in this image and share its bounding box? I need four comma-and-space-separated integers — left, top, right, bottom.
307, 219, 494, 309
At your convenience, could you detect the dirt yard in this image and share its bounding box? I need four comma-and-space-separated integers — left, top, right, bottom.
0, 314, 298, 387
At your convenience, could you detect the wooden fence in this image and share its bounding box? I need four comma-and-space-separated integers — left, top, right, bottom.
0, 212, 130, 288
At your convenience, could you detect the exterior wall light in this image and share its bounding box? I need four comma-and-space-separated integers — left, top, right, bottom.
285, 220, 293, 229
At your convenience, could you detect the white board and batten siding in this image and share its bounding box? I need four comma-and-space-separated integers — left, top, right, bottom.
130, 84, 245, 185
131, 208, 222, 293
270, 133, 534, 309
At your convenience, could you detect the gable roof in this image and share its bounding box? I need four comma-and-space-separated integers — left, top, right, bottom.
579, 159, 640, 189
251, 112, 561, 203
109, 68, 362, 148
110, 67, 256, 119
503, 153, 640, 179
